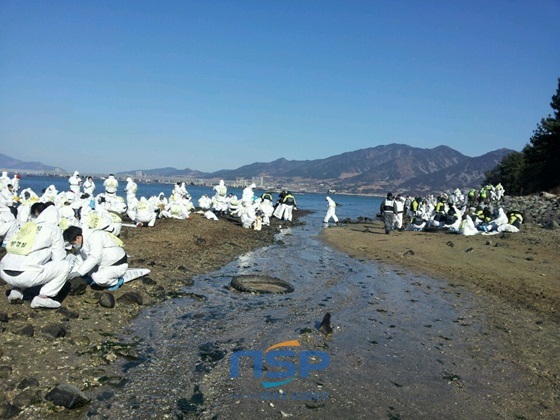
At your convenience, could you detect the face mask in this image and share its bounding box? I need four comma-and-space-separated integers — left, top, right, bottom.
73, 243, 82, 251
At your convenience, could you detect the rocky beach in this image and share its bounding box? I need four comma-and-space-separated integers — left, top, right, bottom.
0, 194, 558, 419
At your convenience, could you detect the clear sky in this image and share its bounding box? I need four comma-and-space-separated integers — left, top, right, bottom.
1, 1, 558, 174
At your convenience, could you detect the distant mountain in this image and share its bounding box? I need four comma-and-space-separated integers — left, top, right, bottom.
398, 149, 514, 193
202, 144, 512, 194
0, 153, 64, 172
2, 144, 514, 193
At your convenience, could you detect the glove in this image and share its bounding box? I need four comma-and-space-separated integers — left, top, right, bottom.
68, 271, 81, 280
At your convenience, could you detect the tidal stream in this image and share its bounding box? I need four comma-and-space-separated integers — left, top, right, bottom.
88, 214, 555, 419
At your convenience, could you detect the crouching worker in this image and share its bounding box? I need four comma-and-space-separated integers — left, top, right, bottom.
0, 202, 72, 309
63, 226, 128, 291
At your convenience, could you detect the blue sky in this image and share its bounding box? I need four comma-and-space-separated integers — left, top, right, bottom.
1, 1, 558, 174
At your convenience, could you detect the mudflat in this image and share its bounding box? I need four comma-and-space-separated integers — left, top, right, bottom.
319, 222, 560, 324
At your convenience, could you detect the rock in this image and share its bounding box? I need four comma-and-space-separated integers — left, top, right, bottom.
545, 220, 559, 230
45, 383, 91, 409
446, 241, 454, 247
12, 389, 42, 408
57, 307, 79, 319
465, 247, 474, 253
68, 277, 88, 295
17, 378, 40, 390
485, 240, 492, 246
98, 375, 128, 388
11, 324, 34, 337
41, 324, 66, 339
0, 313, 8, 323
98, 292, 116, 308
319, 312, 333, 337
117, 292, 144, 305
141, 277, 157, 286
70, 336, 91, 347
403, 249, 415, 256
0, 365, 13, 379
0, 403, 21, 418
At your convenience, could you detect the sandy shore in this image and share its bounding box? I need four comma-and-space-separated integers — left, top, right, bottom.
320, 220, 560, 323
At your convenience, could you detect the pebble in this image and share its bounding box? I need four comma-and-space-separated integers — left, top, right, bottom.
17, 378, 40, 390
0, 365, 13, 379
41, 324, 67, 339
11, 324, 34, 337
68, 277, 88, 295
45, 383, 91, 409
117, 292, 144, 305
12, 389, 41, 408
0, 312, 8, 323
0, 403, 21, 419
99, 292, 116, 308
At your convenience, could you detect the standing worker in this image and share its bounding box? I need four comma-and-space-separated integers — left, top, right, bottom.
323, 196, 339, 226
380, 192, 396, 234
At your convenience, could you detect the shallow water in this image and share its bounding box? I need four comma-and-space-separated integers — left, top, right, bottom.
88, 215, 553, 419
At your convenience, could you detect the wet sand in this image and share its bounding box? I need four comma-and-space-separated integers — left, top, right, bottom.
320, 221, 560, 324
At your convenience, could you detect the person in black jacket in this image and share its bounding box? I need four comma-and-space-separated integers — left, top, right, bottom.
380, 192, 396, 234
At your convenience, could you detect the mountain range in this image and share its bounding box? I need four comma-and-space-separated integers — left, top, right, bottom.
0, 144, 513, 194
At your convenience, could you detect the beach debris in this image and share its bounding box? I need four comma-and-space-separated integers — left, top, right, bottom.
319, 312, 333, 337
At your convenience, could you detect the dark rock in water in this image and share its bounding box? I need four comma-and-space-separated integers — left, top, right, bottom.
0, 403, 21, 419
0, 365, 13, 379
12, 389, 41, 408
98, 375, 128, 388
319, 312, 333, 337
99, 292, 116, 308
17, 378, 40, 390
0, 312, 8, 323
68, 277, 88, 295
141, 277, 157, 286
12, 324, 34, 337
117, 292, 144, 305
96, 391, 114, 402
177, 385, 204, 414
41, 324, 66, 339
57, 307, 79, 319
45, 383, 91, 409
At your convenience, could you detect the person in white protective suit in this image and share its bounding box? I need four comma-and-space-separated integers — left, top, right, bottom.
457, 214, 479, 236
0, 184, 16, 217
154, 192, 168, 217
63, 225, 128, 290
0, 171, 10, 190
238, 201, 257, 229
135, 197, 157, 227
103, 174, 119, 196
258, 192, 275, 226
242, 183, 256, 207
212, 180, 228, 215
173, 182, 189, 199
0, 203, 18, 245
162, 195, 189, 220
16, 189, 39, 225
83, 176, 96, 196
393, 195, 405, 231
11, 174, 20, 192
40, 185, 58, 203
68, 171, 82, 196
0, 203, 72, 308
198, 194, 212, 211
323, 196, 339, 226
124, 177, 137, 201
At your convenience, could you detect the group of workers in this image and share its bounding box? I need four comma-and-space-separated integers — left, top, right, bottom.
379, 184, 523, 236
0, 171, 303, 309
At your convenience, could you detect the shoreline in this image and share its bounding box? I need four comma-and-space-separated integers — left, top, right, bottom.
319, 220, 560, 323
